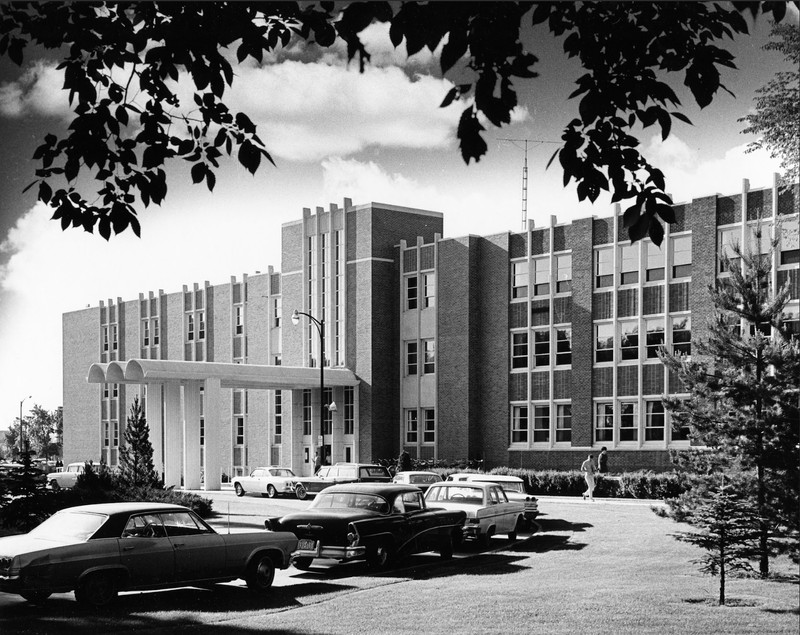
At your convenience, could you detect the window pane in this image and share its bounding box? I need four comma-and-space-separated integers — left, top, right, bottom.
620, 322, 639, 361
556, 404, 571, 442
511, 332, 528, 369
534, 329, 550, 367
645, 401, 665, 441
555, 328, 571, 366
511, 406, 528, 444
512, 261, 528, 299
645, 319, 665, 359
533, 405, 550, 443
595, 403, 613, 442
534, 258, 550, 296
595, 323, 614, 363
672, 316, 691, 355
596, 248, 613, 288
619, 402, 638, 442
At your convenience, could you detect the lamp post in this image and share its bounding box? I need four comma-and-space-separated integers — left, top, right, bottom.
19, 395, 31, 456
292, 309, 329, 465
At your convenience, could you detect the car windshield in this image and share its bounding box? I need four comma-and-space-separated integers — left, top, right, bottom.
309, 492, 390, 514
29, 511, 107, 541
410, 474, 440, 484
426, 486, 484, 504
481, 481, 523, 493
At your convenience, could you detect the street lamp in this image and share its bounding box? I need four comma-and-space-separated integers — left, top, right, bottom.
291, 309, 331, 466
19, 395, 31, 456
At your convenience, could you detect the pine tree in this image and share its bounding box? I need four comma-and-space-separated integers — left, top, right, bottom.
117, 396, 162, 489
661, 227, 800, 577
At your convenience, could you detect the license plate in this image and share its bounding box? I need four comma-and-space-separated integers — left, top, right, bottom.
298, 539, 317, 551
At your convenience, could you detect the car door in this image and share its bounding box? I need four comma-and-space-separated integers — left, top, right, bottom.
489, 486, 513, 532
402, 490, 440, 553
160, 511, 226, 582
119, 513, 176, 587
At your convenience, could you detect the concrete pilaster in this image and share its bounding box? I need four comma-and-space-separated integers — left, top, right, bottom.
203, 377, 222, 490
183, 380, 202, 490
164, 382, 182, 488
145, 383, 164, 475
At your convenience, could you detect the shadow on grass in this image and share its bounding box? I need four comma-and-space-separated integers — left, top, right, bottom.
536, 517, 593, 533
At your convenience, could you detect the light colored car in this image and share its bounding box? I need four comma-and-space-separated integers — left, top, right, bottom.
45, 462, 85, 490
391, 471, 443, 493
425, 481, 525, 546
447, 473, 539, 522
233, 466, 305, 498
0, 502, 297, 607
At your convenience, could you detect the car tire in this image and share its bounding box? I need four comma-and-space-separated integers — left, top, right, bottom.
234, 483, 245, 497
292, 557, 313, 570
295, 484, 308, 500
49, 480, 60, 491
367, 541, 394, 571
439, 534, 454, 560
245, 554, 276, 592
20, 591, 51, 604
266, 485, 277, 498
478, 526, 495, 549
508, 517, 524, 541
75, 572, 117, 608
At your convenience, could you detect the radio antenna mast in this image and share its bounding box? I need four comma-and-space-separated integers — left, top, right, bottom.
499, 138, 560, 231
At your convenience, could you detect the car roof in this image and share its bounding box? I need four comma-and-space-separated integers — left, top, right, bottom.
56, 502, 190, 515
319, 483, 419, 495
395, 471, 439, 476
429, 481, 493, 490
449, 473, 523, 483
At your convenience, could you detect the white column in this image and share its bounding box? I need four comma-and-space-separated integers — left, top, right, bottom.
163, 382, 183, 488
145, 383, 164, 476
203, 377, 222, 491
183, 381, 202, 490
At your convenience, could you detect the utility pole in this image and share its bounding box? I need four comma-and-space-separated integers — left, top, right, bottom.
499, 138, 560, 231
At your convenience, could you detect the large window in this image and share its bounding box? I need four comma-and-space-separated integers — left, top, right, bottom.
595, 248, 613, 288
405, 410, 418, 443
645, 319, 665, 359
274, 392, 282, 443
533, 405, 550, 443
406, 341, 418, 375
671, 235, 692, 278
511, 331, 528, 369
302, 389, 312, 436
423, 272, 436, 308
322, 387, 332, 435
646, 241, 665, 281
556, 403, 571, 443
619, 244, 639, 285
595, 323, 614, 363
555, 327, 572, 366
779, 217, 799, 265
619, 321, 639, 361
511, 261, 528, 299
556, 253, 572, 293
406, 275, 418, 310
187, 314, 195, 341
619, 402, 638, 442
672, 316, 691, 355
595, 403, 613, 442
645, 401, 665, 441
198, 311, 205, 340
511, 406, 528, 444
423, 409, 436, 443
718, 228, 741, 273
344, 386, 354, 435
533, 329, 550, 367
423, 339, 436, 374
533, 257, 550, 296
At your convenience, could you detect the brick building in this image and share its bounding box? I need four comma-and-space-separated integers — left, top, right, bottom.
62, 180, 799, 488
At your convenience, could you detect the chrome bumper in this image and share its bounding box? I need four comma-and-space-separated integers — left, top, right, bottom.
291, 544, 366, 562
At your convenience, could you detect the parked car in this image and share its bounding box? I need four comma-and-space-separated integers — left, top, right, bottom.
391, 470, 443, 493
265, 483, 466, 570
233, 466, 308, 498
294, 462, 394, 501
446, 473, 539, 522
45, 462, 86, 490
0, 502, 297, 607
425, 481, 525, 547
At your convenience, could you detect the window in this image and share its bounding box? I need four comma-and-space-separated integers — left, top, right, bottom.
595, 248, 613, 288
533, 329, 550, 367
103, 421, 109, 447
672, 316, 691, 355
322, 387, 332, 435
111, 325, 118, 350
645, 319, 665, 359
595, 323, 614, 363
235, 416, 245, 446
274, 355, 281, 366
142, 320, 150, 346
555, 327, 571, 366
782, 309, 799, 343
423, 409, 435, 443
533, 405, 550, 443
779, 217, 799, 265
645, 401, 665, 441
153, 318, 160, 345
234, 305, 244, 334
406, 275, 418, 310
556, 254, 572, 293
344, 386, 354, 435
619, 321, 639, 361
719, 228, 741, 273
274, 392, 282, 443
511, 406, 528, 444
511, 261, 528, 299
405, 410, 418, 443
619, 402, 638, 442
671, 235, 692, 278
198, 311, 205, 340
619, 244, 639, 285
556, 404, 571, 443
595, 403, 613, 442
187, 314, 195, 341
200, 417, 205, 446
302, 389, 312, 436
406, 341, 418, 375
646, 241, 664, 281
112, 420, 119, 447
423, 272, 436, 308
273, 297, 281, 327
533, 257, 550, 296
103, 326, 109, 351
423, 339, 436, 374
511, 332, 528, 369
112, 383, 118, 398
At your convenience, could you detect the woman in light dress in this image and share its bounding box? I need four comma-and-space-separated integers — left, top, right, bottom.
581, 454, 597, 501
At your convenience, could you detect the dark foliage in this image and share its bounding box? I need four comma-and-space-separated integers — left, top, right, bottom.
117, 396, 163, 489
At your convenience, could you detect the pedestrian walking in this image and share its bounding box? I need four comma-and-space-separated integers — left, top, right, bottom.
581, 454, 597, 501
597, 447, 609, 474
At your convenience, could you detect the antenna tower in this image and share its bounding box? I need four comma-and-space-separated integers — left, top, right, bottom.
499, 138, 560, 231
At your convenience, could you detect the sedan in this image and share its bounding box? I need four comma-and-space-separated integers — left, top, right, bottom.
425, 482, 525, 547
0, 502, 297, 607
391, 471, 443, 493
266, 483, 466, 570
233, 466, 306, 498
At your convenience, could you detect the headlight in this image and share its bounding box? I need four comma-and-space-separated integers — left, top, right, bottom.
346, 532, 358, 546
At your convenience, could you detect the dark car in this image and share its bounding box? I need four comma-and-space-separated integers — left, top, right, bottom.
294, 463, 392, 500
0, 502, 297, 607
265, 483, 466, 570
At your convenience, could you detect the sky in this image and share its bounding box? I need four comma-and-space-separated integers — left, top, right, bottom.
0, 5, 797, 433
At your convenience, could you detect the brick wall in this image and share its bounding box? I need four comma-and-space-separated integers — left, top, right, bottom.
571, 218, 594, 447
508, 449, 674, 472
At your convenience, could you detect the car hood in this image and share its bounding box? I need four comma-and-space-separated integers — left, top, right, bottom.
0, 534, 81, 557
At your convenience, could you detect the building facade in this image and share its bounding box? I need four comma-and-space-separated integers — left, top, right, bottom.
62, 180, 799, 486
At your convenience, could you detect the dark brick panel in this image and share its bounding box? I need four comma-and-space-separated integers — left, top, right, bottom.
777, 184, 799, 215
510, 233, 526, 259
593, 218, 612, 245
617, 288, 637, 318
553, 296, 572, 324
617, 365, 638, 396
570, 218, 594, 447
553, 370, 570, 399
531, 230, 549, 255
531, 372, 549, 400
747, 189, 768, 220
717, 195, 740, 225
420, 245, 435, 270
509, 302, 527, 329
643, 285, 664, 315
593, 292, 613, 320
509, 373, 527, 401
403, 249, 417, 271
593, 366, 613, 397
531, 300, 549, 326
669, 282, 689, 312
672, 205, 686, 232
553, 225, 568, 252
642, 364, 664, 395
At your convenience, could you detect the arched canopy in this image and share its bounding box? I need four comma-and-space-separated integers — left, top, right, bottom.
87, 359, 359, 390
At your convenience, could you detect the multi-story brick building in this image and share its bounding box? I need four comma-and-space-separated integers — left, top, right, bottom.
62, 179, 799, 488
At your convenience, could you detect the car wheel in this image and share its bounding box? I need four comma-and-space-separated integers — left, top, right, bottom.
292, 557, 313, 570
367, 542, 394, 571
49, 479, 60, 491
295, 484, 308, 500
245, 554, 276, 592
439, 534, 454, 560
478, 526, 495, 549
75, 572, 117, 608
234, 482, 245, 497
266, 485, 277, 498
20, 591, 51, 604
508, 517, 524, 541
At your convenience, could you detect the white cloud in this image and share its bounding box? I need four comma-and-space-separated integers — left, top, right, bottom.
0, 60, 71, 119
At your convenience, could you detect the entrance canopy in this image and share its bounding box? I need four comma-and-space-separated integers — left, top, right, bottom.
87, 359, 359, 389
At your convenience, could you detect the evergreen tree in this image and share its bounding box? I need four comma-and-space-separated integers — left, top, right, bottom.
661, 228, 800, 577
117, 397, 162, 489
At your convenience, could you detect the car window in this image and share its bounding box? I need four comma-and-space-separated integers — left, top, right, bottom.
488, 488, 500, 504
274, 469, 294, 477
316, 467, 331, 478
160, 511, 213, 536
339, 467, 356, 479
392, 496, 405, 514
122, 513, 164, 538
311, 492, 389, 513
30, 510, 108, 541
401, 491, 423, 511
360, 467, 389, 478
427, 486, 483, 504
251, 469, 265, 477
